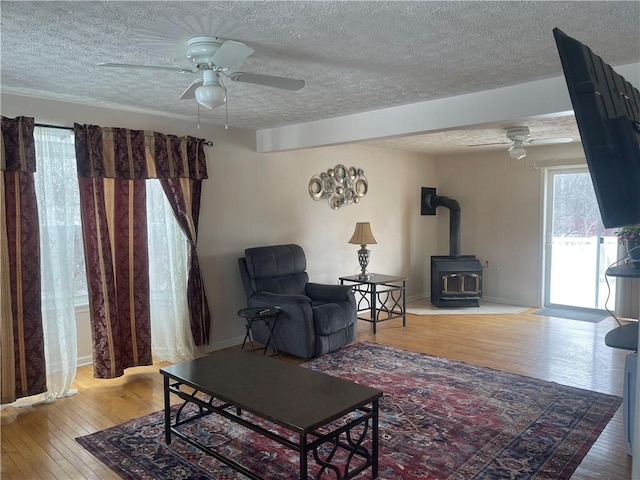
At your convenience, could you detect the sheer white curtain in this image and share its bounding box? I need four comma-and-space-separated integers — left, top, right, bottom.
16, 127, 80, 405
147, 179, 198, 363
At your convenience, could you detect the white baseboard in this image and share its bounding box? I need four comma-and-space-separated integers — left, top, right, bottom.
75, 336, 246, 366
199, 335, 245, 354
482, 295, 534, 308
406, 293, 427, 303
77, 355, 93, 367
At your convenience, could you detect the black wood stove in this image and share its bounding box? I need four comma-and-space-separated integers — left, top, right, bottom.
430, 255, 483, 307
422, 188, 483, 308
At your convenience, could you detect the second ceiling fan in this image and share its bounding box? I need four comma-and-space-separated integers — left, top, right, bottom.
100, 36, 305, 110
469, 126, 573, 160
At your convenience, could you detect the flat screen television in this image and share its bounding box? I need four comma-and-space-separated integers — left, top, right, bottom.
553, 27, 640, 229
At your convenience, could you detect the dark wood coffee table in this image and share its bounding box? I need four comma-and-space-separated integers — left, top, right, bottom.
160, 348, 383, 479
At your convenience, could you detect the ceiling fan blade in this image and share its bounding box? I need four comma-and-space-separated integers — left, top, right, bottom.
466, 141, 509, 147
228, 72, 305, 91
99, 62, 194, 74
179, 79, 203, 100
210, 40, 254, 68
528, 137, 574, 145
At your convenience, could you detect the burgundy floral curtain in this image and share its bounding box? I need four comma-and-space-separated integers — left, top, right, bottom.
155, 137, 210, 345
160, 177, 210, 345
1, 116, 46, 403
73, 124, 210, 378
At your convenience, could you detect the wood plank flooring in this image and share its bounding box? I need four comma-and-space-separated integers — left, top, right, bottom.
1, 309, 633, 479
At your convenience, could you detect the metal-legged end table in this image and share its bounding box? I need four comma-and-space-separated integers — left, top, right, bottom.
339, 274, 406, 334
238, 306, 282, 357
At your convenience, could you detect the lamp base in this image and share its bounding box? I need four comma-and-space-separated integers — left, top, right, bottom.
357, 245, 370, 278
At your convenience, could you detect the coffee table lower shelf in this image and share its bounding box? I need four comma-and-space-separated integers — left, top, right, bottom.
160, 350, 382, 480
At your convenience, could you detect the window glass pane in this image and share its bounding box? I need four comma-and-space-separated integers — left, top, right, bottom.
33, 127, 88, 306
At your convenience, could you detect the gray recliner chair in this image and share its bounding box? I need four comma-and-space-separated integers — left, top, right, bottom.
238, 244, 357, 359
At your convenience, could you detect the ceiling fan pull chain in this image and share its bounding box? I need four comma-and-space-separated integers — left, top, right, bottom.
197, 102, 201, 130
219, 75, 229, 130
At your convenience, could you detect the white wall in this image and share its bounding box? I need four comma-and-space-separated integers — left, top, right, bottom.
2, 93, 438, 358
435, 144, 588, 307
202, 135, 439, 347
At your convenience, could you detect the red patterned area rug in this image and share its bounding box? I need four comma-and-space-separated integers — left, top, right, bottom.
76, 342, 621, 479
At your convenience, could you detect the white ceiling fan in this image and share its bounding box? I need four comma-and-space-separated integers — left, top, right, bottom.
99, 36, 305, 111
468, 126, 573, 160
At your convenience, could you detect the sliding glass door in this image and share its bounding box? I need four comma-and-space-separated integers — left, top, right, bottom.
544, 168, 618, 310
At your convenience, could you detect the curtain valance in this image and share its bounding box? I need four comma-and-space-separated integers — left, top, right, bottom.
73, 124, 208, 180
1, 116, 36, 173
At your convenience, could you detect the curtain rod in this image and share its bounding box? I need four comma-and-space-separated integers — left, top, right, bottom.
36, 122, 72, 131
34, 122, 214, 147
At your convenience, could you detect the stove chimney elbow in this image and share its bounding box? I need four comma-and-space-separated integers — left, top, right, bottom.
427, 194, 460, 212
427, 194, 461, 257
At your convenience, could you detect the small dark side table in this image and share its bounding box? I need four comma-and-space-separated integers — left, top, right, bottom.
238, 306, 282, 357
339, 274, 406, 334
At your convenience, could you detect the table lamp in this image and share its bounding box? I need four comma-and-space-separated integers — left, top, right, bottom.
348, 222, 377, 279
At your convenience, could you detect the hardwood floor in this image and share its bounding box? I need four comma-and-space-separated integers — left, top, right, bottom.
1, 309, 633, 479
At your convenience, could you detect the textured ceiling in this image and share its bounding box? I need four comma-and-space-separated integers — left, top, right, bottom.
362, 116, 581, 154
1, 1, 639, 153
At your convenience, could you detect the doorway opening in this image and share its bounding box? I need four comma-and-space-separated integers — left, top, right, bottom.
543, 167, 618, 311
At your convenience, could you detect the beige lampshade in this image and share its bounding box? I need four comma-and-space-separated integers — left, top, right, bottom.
348, 222, 377, 245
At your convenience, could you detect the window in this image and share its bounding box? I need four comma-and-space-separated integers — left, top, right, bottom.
33, 126, 195, 363
33, 128, 190, 309
34, 127, 88, 306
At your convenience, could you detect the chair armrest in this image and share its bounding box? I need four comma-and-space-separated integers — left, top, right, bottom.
249, 291, 312, 306
306, 283, 353, 302
248, 291, 316, 359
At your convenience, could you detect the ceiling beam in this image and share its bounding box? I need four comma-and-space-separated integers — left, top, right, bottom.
256, 63, 640, 153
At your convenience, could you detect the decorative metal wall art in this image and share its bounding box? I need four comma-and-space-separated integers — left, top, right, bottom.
308, 164, 368, 210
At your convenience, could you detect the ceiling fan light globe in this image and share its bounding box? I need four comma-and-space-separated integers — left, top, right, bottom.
195, 84, 225, 109
508, 143, 527, 160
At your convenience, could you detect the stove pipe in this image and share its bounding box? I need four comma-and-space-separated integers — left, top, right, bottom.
426, 193, 461, 257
